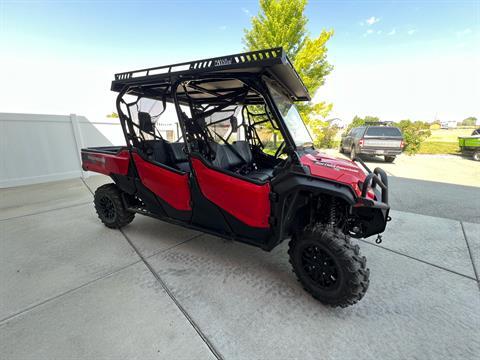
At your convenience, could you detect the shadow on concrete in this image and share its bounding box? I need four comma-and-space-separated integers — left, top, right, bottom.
389, 176, 480, 223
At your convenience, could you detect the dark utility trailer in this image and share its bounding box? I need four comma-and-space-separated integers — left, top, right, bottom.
82, 48, 391, 307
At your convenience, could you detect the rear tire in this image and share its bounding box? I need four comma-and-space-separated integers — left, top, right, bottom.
350, 147, 357, 160
384, 156, 396, 163
94, 184, 135, 229
288, 229, 369, 308
473, 151, 480, 161
339, 144, 345, 154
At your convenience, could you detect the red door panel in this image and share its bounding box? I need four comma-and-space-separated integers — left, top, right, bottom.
191, 158, 270, 228
133, 153, 191, 211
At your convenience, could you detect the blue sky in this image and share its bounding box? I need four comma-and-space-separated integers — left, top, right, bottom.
1, 0, 479, 121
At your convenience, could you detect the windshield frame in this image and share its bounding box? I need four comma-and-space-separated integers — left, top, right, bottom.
263, 77, 314, 150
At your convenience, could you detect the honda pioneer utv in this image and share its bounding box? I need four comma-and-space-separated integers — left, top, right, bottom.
82, 48, 391, 307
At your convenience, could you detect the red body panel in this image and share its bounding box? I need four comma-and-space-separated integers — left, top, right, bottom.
191, 158, 271, 228
300, 152, 367, 197
133, 154, 191, 211
82, 150, 130, 176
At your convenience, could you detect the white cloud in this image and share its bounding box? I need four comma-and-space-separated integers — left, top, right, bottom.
377, 30, 382, 35
242, 8, 251, 16
363, 29, 374, 37
387, 28, 396, 36
366, 16, 380, 25
456, 28, 472, 37
218, 25, 227, 31
407, 29, 417, 35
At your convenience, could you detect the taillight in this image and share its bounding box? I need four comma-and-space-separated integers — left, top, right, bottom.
359, 138, 364, 147
400, 140, 405, 148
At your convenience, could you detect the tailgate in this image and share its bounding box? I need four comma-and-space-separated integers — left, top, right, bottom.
81, 147, 130, 175
364, 138, 402, 148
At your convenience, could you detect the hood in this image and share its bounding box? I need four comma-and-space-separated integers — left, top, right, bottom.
300, 151, 367, 196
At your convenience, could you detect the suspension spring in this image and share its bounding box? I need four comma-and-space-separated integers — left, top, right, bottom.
329, 197, 337, 228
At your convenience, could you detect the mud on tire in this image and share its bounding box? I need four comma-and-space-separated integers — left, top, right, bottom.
94, 183, 135, 229
288, 229, 369, 308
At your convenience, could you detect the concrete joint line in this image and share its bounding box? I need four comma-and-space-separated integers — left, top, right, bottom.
0, 260, 142, 325
81, 177, 94, 195
460, 221, 480, 291
146, 233, 205, 260
119, 229, 223, 360
0, 201, 91, 222
360, 239, 478, 282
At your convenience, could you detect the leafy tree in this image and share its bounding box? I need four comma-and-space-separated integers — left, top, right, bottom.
396, 120, 431, 154
461, 117, 477, 126
243, 0, 334, 147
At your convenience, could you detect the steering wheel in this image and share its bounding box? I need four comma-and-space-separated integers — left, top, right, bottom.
274, 141, 286, 158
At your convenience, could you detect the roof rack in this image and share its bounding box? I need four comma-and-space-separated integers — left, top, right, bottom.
365, 121, 395, 126
111, 47, 310, 101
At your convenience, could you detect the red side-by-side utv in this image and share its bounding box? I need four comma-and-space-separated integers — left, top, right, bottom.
82, 48, 391, 307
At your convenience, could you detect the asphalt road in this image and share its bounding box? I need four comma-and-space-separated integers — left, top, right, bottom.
322, 150, 480, 223
388, 176, 480, 223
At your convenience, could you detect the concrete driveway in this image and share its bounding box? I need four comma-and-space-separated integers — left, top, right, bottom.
1, 175, 479, 360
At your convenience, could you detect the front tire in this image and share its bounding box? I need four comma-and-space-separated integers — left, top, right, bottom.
288, 229, 369, 308
384, 155, 396, 163
94, 184, 135, 229
473, 151, 480, 161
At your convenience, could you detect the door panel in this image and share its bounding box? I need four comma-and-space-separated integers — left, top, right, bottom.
191, 158, 270, 228
133, 153, 191, 211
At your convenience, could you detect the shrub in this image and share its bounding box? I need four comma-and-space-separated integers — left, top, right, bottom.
316, 124, 339, 148
396, 120, 431, 154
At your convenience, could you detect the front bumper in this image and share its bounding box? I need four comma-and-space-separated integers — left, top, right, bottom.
349, 158, 391, 238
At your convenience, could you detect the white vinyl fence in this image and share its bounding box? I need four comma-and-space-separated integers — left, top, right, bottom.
0, 112, 125, 188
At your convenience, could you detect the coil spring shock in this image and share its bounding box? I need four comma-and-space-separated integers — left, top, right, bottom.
329, 197, 337, 228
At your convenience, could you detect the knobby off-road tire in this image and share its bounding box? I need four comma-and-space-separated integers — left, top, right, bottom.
384, 155, 396, 163
94, 184, 135, 229
288, 229, 370, 308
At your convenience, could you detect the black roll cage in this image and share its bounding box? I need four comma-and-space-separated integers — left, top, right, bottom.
115, 73, 301, 160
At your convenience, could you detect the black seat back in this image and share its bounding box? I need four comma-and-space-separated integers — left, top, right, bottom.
209, 141, 253, 170
142, 139, 169, 164
165, 142, 191, 172
167, 142, 188, 163
232, 141, 253, 164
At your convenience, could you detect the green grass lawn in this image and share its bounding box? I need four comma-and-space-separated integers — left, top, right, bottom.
418, 128, 475, 154
418, 141, 459, 154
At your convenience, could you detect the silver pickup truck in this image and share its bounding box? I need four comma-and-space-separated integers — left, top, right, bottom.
340, 124, 404, 163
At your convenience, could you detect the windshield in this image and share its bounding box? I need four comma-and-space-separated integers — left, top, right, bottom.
266, 80, 313, 147
365, 127, 402, 137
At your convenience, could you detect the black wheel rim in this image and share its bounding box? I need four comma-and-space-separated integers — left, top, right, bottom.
98, 196, 116, 221
301, 245, 339, 289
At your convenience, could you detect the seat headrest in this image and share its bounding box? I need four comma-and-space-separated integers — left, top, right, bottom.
138, 112, 153, 133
